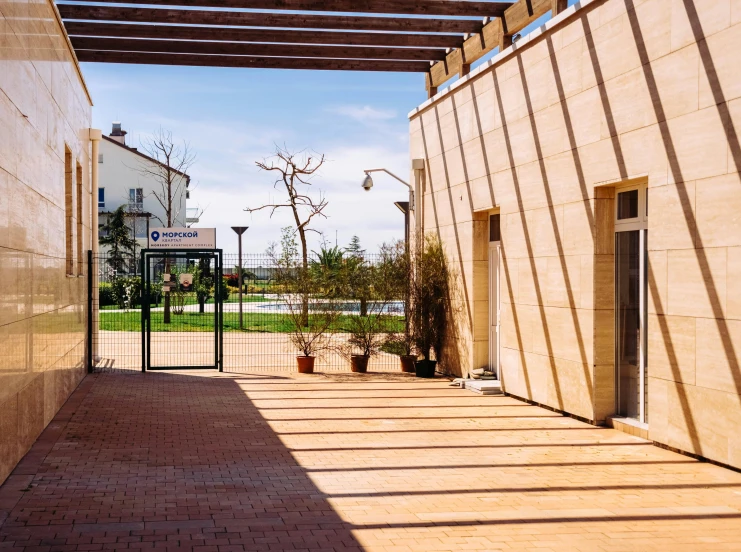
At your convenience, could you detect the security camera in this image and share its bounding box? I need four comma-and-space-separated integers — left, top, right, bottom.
362, 174, 373, 192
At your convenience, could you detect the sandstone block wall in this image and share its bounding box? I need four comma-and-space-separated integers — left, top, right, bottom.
0, 0, 93, 484
410, 0, 741, 468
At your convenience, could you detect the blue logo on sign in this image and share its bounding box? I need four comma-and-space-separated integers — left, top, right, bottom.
151, 231, 160, 242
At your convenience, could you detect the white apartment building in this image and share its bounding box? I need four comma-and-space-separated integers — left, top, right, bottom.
98, 122, 198, 254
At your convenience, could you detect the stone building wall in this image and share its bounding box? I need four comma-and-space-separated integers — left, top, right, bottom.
410, 0, 741, 468
0, 0, 93, 483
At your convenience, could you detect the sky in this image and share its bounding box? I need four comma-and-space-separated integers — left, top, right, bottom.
86, 64, 426, 255
82, 6, 554, 256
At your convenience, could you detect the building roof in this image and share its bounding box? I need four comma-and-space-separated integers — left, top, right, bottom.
101, 134, 191, 182
57, 0, 556, 94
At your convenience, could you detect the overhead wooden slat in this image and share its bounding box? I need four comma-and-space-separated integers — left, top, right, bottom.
63, 22, 464, 48
64, 0, 513, 17
429, 17, 502, 86
500, 0, 550, 34
58, 5, 484, 33
70, 36, 447, 61
427, 0, 552, 92
75, 50, 431, 71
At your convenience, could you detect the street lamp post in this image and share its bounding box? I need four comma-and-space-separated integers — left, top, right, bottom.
361, 167, 424, 354
361, 159, 425, 244
394, 201, 410, 254
231, 226, 249, 330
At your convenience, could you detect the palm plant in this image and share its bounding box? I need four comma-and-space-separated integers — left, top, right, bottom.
311, 244, 344, 298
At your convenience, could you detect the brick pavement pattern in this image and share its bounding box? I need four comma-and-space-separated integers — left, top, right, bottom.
1, 370, 741, 551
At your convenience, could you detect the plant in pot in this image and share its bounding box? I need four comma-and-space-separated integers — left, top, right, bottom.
381, 335, 416, 373
280, 264, 342, 373
378, 240, 416, 372
410, 233, 451, 378
340, 245, 402, 373
270, 229, 341, 374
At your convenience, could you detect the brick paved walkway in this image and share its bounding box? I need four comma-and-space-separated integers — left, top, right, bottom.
1, 371, 741, 551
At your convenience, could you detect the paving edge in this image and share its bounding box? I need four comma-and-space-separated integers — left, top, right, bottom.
503, 392, 741, 475
0, 373, 98, 529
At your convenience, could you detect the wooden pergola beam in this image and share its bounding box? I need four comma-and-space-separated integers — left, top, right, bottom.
58, 5, 485, 33
70, 36, 448, 61
64, 0, 513, 17
426, 0, 552, 94
63, 22, 465, 48
75, 50, 431, 71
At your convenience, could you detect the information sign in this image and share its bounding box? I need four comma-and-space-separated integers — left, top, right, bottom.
148, 228, 216, 249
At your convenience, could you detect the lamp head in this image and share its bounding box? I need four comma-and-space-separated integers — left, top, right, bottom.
362, 173, 373, 192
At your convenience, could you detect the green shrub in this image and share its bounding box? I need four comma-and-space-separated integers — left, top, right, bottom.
380, 337, 407, 357
217, 276, 230, 302
112, 276, 142, 309
99, 282, 115, 307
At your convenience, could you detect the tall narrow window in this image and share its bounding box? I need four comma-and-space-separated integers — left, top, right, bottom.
614, 182, 648, 424
64, 146, 74, 275
488, 212, 501, 379
76, 161, 84, 275
98, 187, 105, 208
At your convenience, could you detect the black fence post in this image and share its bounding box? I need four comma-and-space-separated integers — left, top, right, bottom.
141, 251, 147, 373
218, 250, 224, 372
87, 249, 93, 374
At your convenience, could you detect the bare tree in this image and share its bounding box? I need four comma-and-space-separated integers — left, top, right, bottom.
138, 128, 195, 227
138, 128, 196, 324
246, 146, 328, 324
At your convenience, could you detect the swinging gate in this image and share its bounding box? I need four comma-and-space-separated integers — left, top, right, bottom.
140, 249, 223, 371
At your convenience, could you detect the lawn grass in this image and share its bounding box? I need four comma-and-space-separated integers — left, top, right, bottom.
100, 311, 405, 333
100, 294, 270, 310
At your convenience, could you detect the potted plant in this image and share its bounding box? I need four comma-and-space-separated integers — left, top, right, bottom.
342, 308, 389, 373
340, 244, 403, 373
381, 336, 417, 373
410, 234, 451, 378
281, 267, 342, 373
379, 240, 416, 372
270, 229, 341, 373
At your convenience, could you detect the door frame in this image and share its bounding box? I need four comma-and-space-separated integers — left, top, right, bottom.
488, 240, 501, 379
487, 212, 501, 379
614, 183, 648, 423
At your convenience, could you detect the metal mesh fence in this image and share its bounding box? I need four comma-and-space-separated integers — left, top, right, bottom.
92, 251, 406, 373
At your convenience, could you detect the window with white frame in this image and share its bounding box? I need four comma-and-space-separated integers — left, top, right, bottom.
614, 180, 648, 424
128, 188, 143, 211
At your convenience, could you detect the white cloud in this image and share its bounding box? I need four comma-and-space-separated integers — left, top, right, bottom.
326, 105, 397, 123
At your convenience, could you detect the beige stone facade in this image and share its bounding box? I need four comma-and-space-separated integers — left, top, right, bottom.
0, 0, 93, 483
410, 0, 741, 469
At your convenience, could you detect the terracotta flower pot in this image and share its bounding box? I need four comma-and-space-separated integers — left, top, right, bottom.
351, 355, 369, 373
297, 356, 315, 374
400, 355, 416, 373
415, 359, 437, 378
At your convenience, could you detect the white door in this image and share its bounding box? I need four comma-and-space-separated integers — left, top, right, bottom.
488, 241, 501, 379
